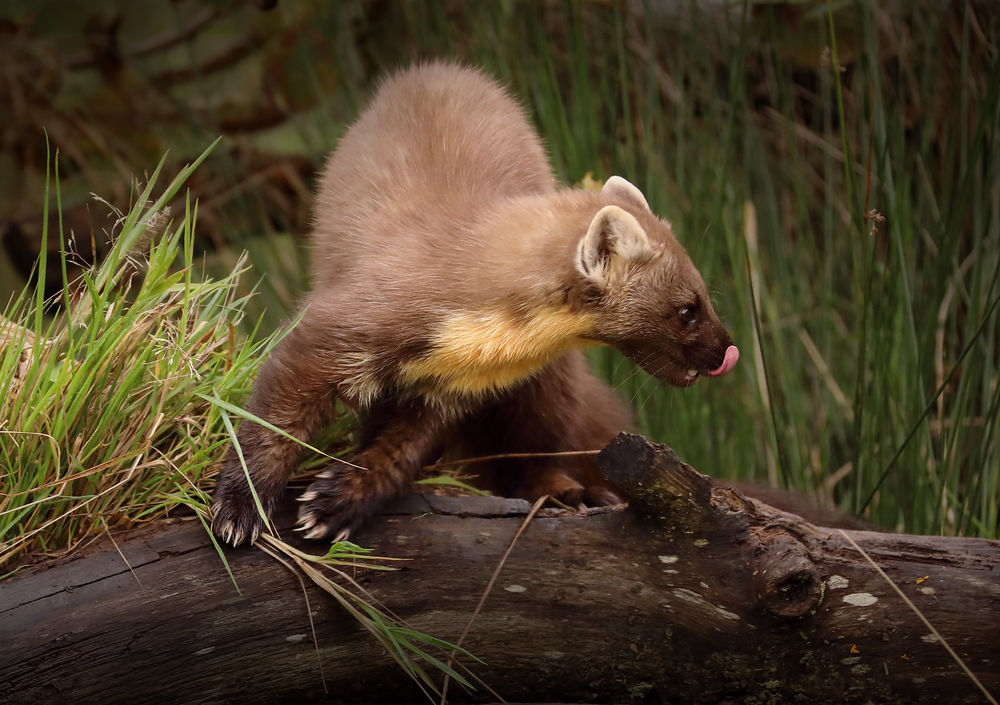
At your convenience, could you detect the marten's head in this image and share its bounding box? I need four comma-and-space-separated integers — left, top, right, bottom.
576, 176, 739, 387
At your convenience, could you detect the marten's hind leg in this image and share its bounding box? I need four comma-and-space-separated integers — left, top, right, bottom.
456, 351, 631, 506
296, 398, 455, 541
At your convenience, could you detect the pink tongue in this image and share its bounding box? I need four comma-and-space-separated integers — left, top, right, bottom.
706, 345, 739, 377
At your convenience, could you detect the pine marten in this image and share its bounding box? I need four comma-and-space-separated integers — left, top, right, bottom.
212, 62, 739, 546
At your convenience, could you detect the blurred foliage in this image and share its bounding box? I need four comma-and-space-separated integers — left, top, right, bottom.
0, 0, 883, 322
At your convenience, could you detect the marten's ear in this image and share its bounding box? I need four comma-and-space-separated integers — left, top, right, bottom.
602, 176, 650, 212
576, 205, 656, 289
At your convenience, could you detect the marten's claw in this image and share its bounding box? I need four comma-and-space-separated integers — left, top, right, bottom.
211, 485, 269, 547
212, 512, 263, 547
293, 510, 326, 538
212, 514, 256, 547
294, 473, 375, 542
297, 519, 350, 543
294, 511, 322, 539
294, 507, 357, 542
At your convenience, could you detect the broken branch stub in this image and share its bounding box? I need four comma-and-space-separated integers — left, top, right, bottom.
597, 431, 715, 530
598, 431, 823, 619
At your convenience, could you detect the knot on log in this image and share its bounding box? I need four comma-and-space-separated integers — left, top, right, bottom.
750, 526, 822, 619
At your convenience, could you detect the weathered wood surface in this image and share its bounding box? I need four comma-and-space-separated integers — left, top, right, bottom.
1, 433, 998, 704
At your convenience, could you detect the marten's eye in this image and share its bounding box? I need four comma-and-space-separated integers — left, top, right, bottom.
678, 303, 699, 327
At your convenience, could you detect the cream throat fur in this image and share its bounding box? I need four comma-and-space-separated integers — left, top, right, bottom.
398, 305, 603, 398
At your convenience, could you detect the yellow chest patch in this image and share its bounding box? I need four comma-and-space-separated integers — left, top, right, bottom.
398, 306, 599, 397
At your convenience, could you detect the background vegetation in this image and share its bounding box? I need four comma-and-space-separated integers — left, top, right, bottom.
1, 0, 997, 567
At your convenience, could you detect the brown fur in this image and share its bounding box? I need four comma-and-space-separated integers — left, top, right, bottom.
212, 62, 736, 545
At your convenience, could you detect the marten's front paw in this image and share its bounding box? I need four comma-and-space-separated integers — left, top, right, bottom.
211, 481, 272, 547
295, 471, 376, 542
527, 468, 624, 508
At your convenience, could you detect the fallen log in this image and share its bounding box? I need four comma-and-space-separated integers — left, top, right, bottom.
1, 433, 997, 704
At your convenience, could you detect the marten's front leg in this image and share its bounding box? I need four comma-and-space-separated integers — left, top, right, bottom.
212, 325, 335, 546
295, 398, 453, 541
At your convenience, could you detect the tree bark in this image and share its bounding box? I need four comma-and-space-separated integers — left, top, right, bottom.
1, 433, 997, 704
